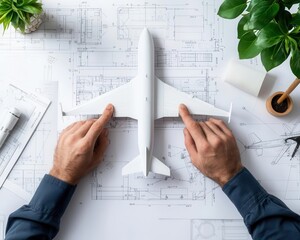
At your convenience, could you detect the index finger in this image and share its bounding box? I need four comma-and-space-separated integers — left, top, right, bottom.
85, 104, 114, 143
179, 104, 206, 145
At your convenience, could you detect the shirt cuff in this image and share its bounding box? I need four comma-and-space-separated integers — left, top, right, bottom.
222, 167, 268, 219
29, 174, 76, 222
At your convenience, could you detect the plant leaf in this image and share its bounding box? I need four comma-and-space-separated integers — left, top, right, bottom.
256, 22, 285, 48
247, 0, 273, 12
282, 0, 300, 9
218, 0, 247, 19
20, 5, 42, 14
291, 12, 300, 25
238, 31, 262, 59
237, 14, 250, 39
282, 0, 300, 4
247, 1, 280, 30
276, 8, 293, 32
18, 19, 25, 32
261, 41, 289, 71
0, 0, 43, 32
290, 48, 300, 78
11, 13, 20, 28
3, 11, 13, 30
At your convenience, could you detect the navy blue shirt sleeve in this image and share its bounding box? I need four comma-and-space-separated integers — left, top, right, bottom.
5, 174, 76, 240
223, 167, 300, 240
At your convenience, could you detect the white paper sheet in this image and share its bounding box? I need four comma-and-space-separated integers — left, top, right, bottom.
5, 82, 58, 198
0, 84, 51, 188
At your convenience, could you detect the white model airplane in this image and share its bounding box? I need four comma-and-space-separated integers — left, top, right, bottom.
63, 28, 231, 177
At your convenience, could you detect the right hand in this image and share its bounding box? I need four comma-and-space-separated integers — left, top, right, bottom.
179, 104, 243, 187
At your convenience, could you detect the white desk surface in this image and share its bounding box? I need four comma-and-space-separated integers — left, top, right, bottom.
0, 0, 299, 239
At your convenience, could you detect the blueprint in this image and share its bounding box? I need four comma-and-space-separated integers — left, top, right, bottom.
57, 0, 239, 220
0, 84, 51, 188
0, 0, 299, 239
4, 82, 58, 199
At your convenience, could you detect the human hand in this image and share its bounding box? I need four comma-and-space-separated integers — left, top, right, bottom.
49, 104, 114, 185
179, 104, 243, 187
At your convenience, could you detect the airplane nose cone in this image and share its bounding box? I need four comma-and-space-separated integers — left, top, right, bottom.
137, 27, 154, 73
141, 27, 150, 38
138, 27, 154, 52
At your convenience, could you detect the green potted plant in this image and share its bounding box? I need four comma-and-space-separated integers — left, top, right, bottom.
218, 0, 300, 79
0, 0, 43, 33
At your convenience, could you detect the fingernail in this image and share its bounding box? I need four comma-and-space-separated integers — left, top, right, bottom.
106, 104, 113, 111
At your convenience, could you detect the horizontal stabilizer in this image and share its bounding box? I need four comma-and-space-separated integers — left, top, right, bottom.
122, 155, 141, 176
151, 156, 170, 176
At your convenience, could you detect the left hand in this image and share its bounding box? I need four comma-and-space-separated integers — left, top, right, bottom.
49, 104, 114, 185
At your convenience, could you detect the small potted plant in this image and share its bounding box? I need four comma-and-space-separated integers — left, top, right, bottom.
218, 0, 300, 79
0, 0, 43, 33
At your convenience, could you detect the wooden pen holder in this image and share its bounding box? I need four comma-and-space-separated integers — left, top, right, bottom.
266, 78, 300, 117
266, 91, 293, 117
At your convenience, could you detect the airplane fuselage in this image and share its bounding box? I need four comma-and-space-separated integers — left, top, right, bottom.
137, 29, 155, 176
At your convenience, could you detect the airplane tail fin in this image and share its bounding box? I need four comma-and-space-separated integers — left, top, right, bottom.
122, 153, 170, 177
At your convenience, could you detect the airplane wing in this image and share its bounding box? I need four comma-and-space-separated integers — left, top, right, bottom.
63, 77, 138, 119
155, 78, 231, 120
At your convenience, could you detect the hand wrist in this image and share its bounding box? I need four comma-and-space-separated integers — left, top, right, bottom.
215, 165, 244, 187
49, 167, 77, 185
